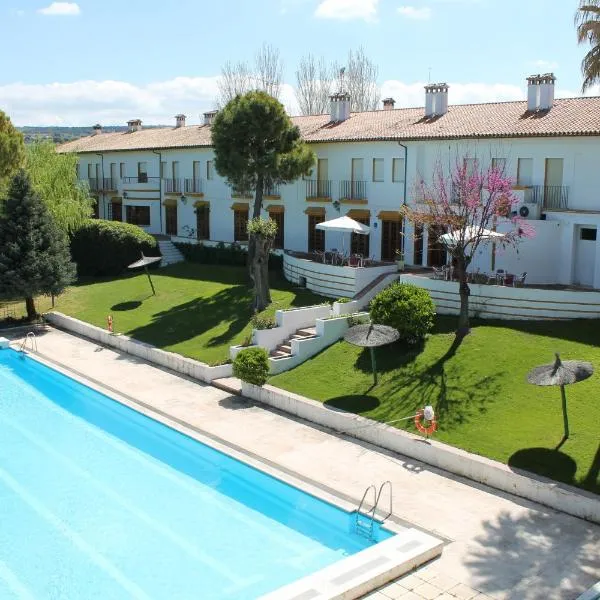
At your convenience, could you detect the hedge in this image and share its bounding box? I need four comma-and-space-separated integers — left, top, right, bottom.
174, 241, 283, 271
233, 347, 270, 386
70, 219, 159, 276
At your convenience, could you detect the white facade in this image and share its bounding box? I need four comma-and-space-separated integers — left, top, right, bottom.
76, 122, 600, 289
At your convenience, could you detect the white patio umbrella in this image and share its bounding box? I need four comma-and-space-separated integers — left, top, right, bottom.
316, 216, 370, 255
439, 225, 505, 247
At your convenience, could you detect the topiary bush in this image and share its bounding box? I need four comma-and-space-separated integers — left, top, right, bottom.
369, 282, 435, 343
174, 241, 283, 271
233, 347, 270, 386
70, 219, 159, 276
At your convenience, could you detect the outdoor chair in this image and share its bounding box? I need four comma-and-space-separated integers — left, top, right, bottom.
432, 266, 445, 280
315, 250, 326, 264
488, 269, 505, 285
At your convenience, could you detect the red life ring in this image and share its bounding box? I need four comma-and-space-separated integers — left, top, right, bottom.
107, 315, 113, 333
414, 409, 437, 436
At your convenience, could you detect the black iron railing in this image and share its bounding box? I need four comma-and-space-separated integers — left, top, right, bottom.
163, 178, 183, 193
103, 177, 118, 191
86, 178, 101, 191
531, 185, 569, 210
340, 180, 367, 200
184, 178, 203, 194
305, 179, 331, 198
122, 176, 159, 184
264, 183, 280, 197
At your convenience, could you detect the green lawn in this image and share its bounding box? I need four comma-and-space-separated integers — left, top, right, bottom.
270, 317, 600, 494
26, 263, 323, 365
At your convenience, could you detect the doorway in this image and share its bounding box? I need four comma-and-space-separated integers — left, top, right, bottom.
165, 205, 178, 236
427, 225, 447, 267
574, 226, 597, 287
381, 219, 402, 262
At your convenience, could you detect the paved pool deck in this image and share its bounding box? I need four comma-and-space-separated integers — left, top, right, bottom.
10, 327, 600, 600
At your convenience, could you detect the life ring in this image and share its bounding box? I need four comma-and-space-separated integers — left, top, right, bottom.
107, 315, 113, 333
414, 409, 437, 436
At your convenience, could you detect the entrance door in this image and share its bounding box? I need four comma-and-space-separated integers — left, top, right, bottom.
574, 227, 597, 287
381, 220, 402, 262
165, 205, 178, 236
427, 225, 447, 267
112, 202, 122, 222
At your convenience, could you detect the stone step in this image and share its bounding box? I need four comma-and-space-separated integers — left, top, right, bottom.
270, 350, 290, 359
296, 327, 317, 337
277, 344, 292, 352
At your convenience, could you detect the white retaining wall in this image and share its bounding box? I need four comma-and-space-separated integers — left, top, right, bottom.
400, 274, 600, 320
45, 312, 233, 382
241, 382, 600, 524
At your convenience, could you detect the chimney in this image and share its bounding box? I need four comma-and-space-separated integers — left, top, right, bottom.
175, 114, 186, 128
92, 123, 102, 136
382, 97, 396, 111
127, 119, 142, 133
203, 110, 218, 126
424, 83, 449, 118
527, 73, 555, 111
329, 92, 351, 122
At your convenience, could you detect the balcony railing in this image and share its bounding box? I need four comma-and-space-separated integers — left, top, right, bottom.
86, 177, 101, 192
103, 177, 118, 191
123, 176, 159, 184
231, 186, 253, 198
264, 183, 280, 197
340, 180, 367, 201
163, 178, 183, 194
531, 185, 569, 210
305, 179, 331, 199
184, 178, 203, 194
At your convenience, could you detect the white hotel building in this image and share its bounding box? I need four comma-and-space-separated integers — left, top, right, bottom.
59, 74, 600, 290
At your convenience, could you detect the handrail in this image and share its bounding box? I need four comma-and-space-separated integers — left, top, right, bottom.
355, 481, 393, 540
375, 480, 393, 522
19, 332, 38, 353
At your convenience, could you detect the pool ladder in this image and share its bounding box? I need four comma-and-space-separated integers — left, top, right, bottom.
19, 332, 38, 354
354, 481, 393, 540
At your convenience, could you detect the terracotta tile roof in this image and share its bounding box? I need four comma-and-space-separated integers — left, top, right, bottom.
57, 96, 600, 154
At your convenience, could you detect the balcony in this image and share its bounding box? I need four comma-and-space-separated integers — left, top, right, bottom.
123, 176, 159, 185
530, 185, 570, 211
184, 178, 204, 195
305, 180, 332, 200
163, 178, 183, 194
103, 177, 119, 192
231, 186, 254, 199
264, 183, 280, 198
339, 180, 367, 202
86, 177, 101, 192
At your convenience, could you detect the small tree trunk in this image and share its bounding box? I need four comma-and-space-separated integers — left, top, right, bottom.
455, 254, 470, 337
25, 297, 37, 320
252, 235, 272, 311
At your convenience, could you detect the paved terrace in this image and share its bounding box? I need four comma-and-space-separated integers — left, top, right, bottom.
10, 327, 600, 600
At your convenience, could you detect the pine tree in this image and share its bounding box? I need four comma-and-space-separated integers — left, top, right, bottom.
0, 170, 76, 319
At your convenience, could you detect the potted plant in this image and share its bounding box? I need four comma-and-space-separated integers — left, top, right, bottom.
395, 249, 405, 271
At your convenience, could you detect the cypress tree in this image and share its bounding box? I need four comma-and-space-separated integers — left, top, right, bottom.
0, 170, 76, 319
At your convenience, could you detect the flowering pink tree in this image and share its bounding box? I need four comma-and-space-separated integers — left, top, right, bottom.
402, 158, 535, 336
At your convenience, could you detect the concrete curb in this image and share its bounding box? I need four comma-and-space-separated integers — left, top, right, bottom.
240, 381, 600, 524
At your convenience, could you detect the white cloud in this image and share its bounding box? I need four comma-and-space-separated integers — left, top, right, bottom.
530, 59, 559, 71
37, 2, 80, 16
315, 0, 379, 22
397, 6, 432, 20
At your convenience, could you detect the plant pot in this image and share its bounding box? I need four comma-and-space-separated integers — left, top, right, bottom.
396, 260, 405, 271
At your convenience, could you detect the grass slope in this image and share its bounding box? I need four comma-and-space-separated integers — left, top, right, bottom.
270, 317, 600, 493
25, 263, 322, 365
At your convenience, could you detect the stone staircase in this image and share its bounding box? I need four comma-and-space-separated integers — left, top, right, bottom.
157, 239, 185, 266
270, 326, 317, 360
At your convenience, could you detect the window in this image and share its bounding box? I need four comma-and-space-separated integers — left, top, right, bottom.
545, 158, 564, 187
491, 158, 506, 173
381, 218, 403, 262
351, 218, 370, 257
109, 162, 117, 182
171, 161, 179, 180
87, 163, 96, 179
269, 210, 285, 249
206, 160, 214, 180
351, 158, 364, 181
196, 206, 210, 240
193, 161, 201, 180
517, 158, 533, 186
233, 207, 249, 241
120, 162, 126, 179
75, 163, 80, 179
581, 228, 597, 241
413, 224, 424, 265
160, 161, 167, 178
137, 162, 148, 183
372, 158, 384, 182
308, 215, 325, 252
392, 158, 405, 183
126, 205, 150, 226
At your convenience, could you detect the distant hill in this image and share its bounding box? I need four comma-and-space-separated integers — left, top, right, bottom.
18, 125, 167, 144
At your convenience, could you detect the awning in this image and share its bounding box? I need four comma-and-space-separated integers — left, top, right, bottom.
111, 196, 122, 205
304, 206, 326, 216
163, 197, 177, 207
266, 204, 284, 214
194, 200, 210, 208
231, 202, 250, 211
377, 210, 402, 222
346, 209, 370, 220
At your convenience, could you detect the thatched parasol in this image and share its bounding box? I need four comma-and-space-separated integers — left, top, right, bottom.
527, 353, 593, 439
128, 253, 162, 295
344, 323, 400, 384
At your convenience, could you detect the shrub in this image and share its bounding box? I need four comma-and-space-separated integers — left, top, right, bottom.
336, 297, 351, 304
369, 282, 435, 342
347, 313, 370, 327
71, 220, 159, 276
174, 241, 283, 271
251, 314, 276, 330
233, 347, 270, 386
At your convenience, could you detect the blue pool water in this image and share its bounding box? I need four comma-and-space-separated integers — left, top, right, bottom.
0, 350, 392, 599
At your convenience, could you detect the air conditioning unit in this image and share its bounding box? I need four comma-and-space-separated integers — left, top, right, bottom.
516, 202, 541, 220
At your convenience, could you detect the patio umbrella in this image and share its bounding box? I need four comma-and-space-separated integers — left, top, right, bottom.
527, 353, 593, 439
344, 323, 399, 385
316, 216, 370, 256
128, 253, 163, 295
439, 226, 505, 247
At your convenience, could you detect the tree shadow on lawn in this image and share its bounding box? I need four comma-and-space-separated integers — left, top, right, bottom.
111, 300, 143, 311
353, 339, 424, 375
584, 443, 600, 493
125, 285, 252, 350
508, 447, 578, 487
324, 395, 380, 414
465, 509, 600, 600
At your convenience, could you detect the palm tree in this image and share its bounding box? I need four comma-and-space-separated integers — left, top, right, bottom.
576, 0, 600, 91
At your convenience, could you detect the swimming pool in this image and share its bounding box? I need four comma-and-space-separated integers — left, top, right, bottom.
0, 349, 393, 599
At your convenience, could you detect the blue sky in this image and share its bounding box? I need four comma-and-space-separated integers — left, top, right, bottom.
0, 0, 591, 125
